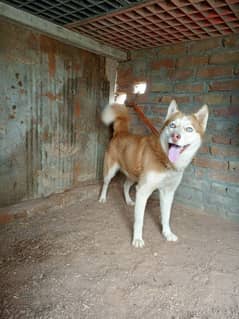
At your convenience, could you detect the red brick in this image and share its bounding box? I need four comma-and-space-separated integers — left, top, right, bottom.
117, 66, 134, 88
118, 65, 133, 78
209, 171, 239, 184
231, 137, 239, 146
159, 44, 186, 56
158, 96, 173, 104
175, 83, 204, 93
203, 135, 211, 145
231, 95, 239, 105
14, 211, 28, 219
197, 66, 233, 79
140, 105, 150, 113
229, 161, 239, 171
0, 214, 14, 224
234, 66, 239, 76
209, 52, 239, 65
150, 106, 166, 115
177, 56, 208, 68
193, 156, 228, 170
152, 118, 164, 125
151, 82, 173, 92
194, 94, 230, 105
209, 79, 239, 91
195, 167, 208, 178
172, 69, 194, 80
151, 69, 175, 81
190, 38, 222, 52
198, 145, 210, 154
210, 145, 239, 157
212, 106, 239, 117
134, 92, 150, 104
158, 95, 191, 104
212, 136, 231, 145
223, 35, 239, 48
151, 59, 175, 69
176, 96, 191, 104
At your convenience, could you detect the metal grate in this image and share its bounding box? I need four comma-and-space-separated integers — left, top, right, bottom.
2, 0, 239, 50
2, 0, 144, 25
67, 0, 239, 50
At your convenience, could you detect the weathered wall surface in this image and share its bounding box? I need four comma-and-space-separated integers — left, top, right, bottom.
0, 19, 116, 207
118, 34, 239, 221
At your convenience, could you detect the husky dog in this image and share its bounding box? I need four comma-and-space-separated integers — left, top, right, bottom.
99, 100, 208, 248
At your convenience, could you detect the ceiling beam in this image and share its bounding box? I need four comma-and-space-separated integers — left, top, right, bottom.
0, 2, 127, 61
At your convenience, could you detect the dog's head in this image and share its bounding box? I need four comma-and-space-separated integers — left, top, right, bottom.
160, 100, 209, 170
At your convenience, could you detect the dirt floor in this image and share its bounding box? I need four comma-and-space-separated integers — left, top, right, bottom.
0, 184, 239, 319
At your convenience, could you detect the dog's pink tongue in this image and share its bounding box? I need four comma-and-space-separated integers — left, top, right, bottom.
168, 145, 181, 163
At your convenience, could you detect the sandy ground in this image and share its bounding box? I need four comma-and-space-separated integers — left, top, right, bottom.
0, 184, 239, 319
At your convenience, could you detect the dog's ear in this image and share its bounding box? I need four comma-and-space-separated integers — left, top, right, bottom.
165, 100, 178, 121
194, 104, 209, 132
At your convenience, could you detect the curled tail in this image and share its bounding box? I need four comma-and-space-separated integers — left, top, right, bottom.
101, 103, 129, 135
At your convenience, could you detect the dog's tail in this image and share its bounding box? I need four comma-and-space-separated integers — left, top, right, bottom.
101, 103, 129, 135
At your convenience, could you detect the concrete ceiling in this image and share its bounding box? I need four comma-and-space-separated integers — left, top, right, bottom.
2, 0, 239, 50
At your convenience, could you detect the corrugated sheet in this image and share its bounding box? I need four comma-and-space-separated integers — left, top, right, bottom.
0, 19, 115, 207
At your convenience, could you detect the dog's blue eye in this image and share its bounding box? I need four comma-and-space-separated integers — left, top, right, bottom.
169, 122, 176, 129
185, 127, 193, 132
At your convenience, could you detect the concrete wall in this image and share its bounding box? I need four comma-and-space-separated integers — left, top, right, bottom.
117, 34, 239, 221
0, 19, 117, 207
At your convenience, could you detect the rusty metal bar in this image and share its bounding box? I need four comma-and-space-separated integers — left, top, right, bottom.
127, 102, 159, 136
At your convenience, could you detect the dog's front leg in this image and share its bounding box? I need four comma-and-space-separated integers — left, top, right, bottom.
132, 185, 153, 248
159, 189, 178, 242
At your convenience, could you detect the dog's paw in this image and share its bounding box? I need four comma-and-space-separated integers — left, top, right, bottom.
99, 197, 106, 203
132, 238, 145, 248
163, 231, 178, 242
126, 199, 135, 206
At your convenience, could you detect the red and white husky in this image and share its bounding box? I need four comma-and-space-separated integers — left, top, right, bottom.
99, 100, 208, 248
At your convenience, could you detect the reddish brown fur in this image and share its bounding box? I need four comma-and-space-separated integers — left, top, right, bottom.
104, 106, 174, 181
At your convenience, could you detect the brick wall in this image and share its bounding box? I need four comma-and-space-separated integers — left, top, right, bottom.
117, 34, 239, 221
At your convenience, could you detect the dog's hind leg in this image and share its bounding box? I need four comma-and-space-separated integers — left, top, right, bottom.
123, 179, 135, 206
99, 153, 119, 203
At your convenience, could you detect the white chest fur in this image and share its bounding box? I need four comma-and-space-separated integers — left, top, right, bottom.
142, 170, 183, 192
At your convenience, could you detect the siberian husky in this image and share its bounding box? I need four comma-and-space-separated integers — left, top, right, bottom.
99, 100, 208, 248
